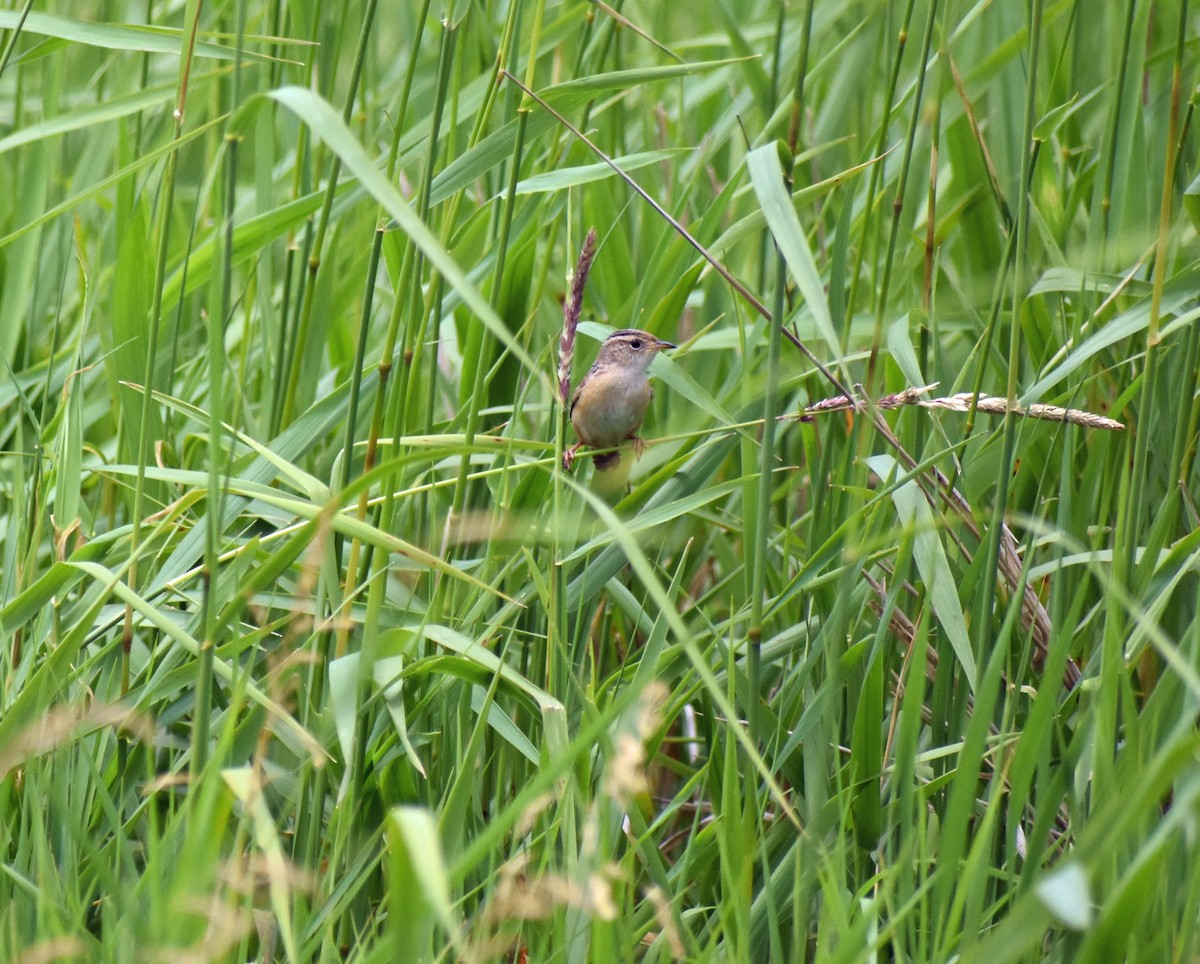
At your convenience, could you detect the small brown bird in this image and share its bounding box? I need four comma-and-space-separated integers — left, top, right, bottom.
565, 328, 675, 471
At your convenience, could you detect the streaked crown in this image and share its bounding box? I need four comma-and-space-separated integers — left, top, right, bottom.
594, 329, 676, 371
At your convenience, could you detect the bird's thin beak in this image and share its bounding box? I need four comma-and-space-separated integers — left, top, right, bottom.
656, 339, 677, 351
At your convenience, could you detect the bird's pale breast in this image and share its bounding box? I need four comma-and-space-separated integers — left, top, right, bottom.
570, 366, 654, 448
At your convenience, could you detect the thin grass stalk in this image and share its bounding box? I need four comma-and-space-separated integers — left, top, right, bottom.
956, 206, 1019, 466
940, 0, 1046, 941
193, 0, 246, 776
342, 0, 433, 612
921, 1, 952, 318
163, 202, 202, 446
298, 2, 397, 884
133, 0, 155, 150
285, 22, 385, 883
940, 4, 1042, 922
444, 109, 526, 539
437, 53, 533, 624
354, 17, 475, 774
767, 0, 787, 123
1000, 433, 1081, 893
267, 0, 285, 87
748, 0, 812, 749
269, 230, 300, 434
0, 0, 32, 82
339, 238, 384, 495
931, 598, 1014, 955
17, 221, 73, 656
1131, 0, 1188, 521
845, 0, 915, 330
336, 0, 427, 493
518, 0, 547, 112
1168, 320, 1200, 502
389, 14, 459, 457
269, 2, 322, 436
331, 0, 430, 602
278, 0, 376, 926
574, 12, 620, 140
402, 24, 460, 440
355, 6, 460, 819
1098, 0, 1139, 257
278, 0, 380, 428
786, 0, 814, 158
1101, 0, 1190, 800
917, 31, 945, 461
865, 0, 938, 390
6, 312, 36, 667
551, 226, 594, 797
947, 55, 1013, 231
126, 0, 202, 701
773, 13, 816, 767
332, 232, 385, 661
971, 0, 1043, 670
331, 223, 389, 677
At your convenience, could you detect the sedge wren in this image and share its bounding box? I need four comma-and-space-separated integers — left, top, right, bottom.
565, 328, 676, 471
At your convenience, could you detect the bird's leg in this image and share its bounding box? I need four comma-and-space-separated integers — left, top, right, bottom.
629, 436, 647, 461
563, 442, 585, 471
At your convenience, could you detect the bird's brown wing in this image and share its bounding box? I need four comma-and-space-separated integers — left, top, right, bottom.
569, 363, 600, 419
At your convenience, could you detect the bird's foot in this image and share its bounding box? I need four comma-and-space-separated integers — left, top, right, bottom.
563, 443, 584, 471
630, 436, 647, 461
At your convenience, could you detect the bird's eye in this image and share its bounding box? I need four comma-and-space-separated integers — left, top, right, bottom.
630, 338, 643, 350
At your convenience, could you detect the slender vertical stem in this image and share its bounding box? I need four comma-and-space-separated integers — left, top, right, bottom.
193, 0, 245, 777
865, 0, 939, 391
278, 0, 381, 428
845, 0, 916, 332
1101, 0, 1188, 798
126, 0, 202, 709
974, 0, 1043, 671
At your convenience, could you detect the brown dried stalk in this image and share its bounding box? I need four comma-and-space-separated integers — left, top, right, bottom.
790, 382, 1125, 431
794, 384, 940, 419
864, 570, 1075, 851
559, 228, 597, 407
919, 392, 1125, 431
798, 382, 1090, 689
